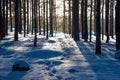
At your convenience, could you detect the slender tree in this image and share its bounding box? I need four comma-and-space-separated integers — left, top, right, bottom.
39, 0, 41, 35
49, 0, 53, 37
14, 0, 19, 41
34, 0, 37, 47
0, 0, 3, 40
109, 0, 114, 38
19, 0, 22, 34
68, 0, 71, 35
2, 0, 6, 37
43, 0, 46, 35
46, 0, 49, 39
105, 0, 110, 43
5, 0, 8, 35
27, 0, 29, 34
84, 0, 88, 42
10, 0, 13, 32
81, 0, 84, 39
95, 0, 101, 54
89, 0, 93, 42
101, 0, 105, 40
72, 0, 80, 41
115, 0, 120, 50
24, 0, 26, 37
63, 0, 65, 33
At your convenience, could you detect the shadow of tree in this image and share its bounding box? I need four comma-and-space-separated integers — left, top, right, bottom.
75, 40, 120, 79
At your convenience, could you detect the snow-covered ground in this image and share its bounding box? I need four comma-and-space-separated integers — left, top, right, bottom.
0, 32, 120, 80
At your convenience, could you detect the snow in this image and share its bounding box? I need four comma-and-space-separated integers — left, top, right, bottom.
12, 60, 30, 71
115, 50, 120, 59
0, 31, 120, 80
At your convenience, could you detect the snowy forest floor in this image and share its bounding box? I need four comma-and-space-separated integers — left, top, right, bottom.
0, 32, 120, 80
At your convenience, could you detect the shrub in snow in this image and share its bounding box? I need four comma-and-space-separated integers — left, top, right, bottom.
115, 50, 120, 59
12, 60, 30, 71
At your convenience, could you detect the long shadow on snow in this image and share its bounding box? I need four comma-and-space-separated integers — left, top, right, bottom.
75, 41, 120, 80
26, 50, 62, 59
1, 71, 27, 80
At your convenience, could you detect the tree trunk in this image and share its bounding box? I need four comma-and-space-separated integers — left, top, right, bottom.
90, 0, 93, 42
46, 0, 48, 39
109, 0, 114, 38
72, 0, 80, 41
68, 0, 71, 35
105, 0, 110, 43
10, 0, 13, 32
6, 0, 8, 35
95, 0, 101, 54
27, 0, 29, 34
0, 0, 3, 40
50, 0, 53, 37
101, 0, 105, 40
115, 0, 120, 50
14, 0, 19, 41
34, 0, 37, 47
84, 0, 88, 42
43, 0, 46, 35
24, 0, 26, 37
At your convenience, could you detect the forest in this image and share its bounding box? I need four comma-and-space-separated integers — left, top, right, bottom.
0, 0, 120, 54
0, 0, 120, 80
0, 0, 120, 53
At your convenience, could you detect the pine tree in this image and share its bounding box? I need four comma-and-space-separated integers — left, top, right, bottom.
95, 0, 101, 54
105, 0, 110, 43
14, 0, 19, 41
115, 0, 120, 50
0, 0, 3, 40
72, 0, 80, 41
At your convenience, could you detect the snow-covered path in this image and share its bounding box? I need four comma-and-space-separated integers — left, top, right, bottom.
0, 32, 120, 80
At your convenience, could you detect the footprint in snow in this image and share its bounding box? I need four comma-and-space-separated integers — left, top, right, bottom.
56, 76, 63, 80
48, 68, 57, 76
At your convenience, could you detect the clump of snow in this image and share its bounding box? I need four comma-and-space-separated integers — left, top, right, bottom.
115, 50, 120, 59
12, 60, 30, 71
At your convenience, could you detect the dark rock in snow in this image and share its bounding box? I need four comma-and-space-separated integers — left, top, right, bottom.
12, 60, 30, 71
115, 50, 120, 59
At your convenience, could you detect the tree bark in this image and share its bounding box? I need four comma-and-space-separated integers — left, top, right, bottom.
95, 0, 101, 54
72, 0, 80, 41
